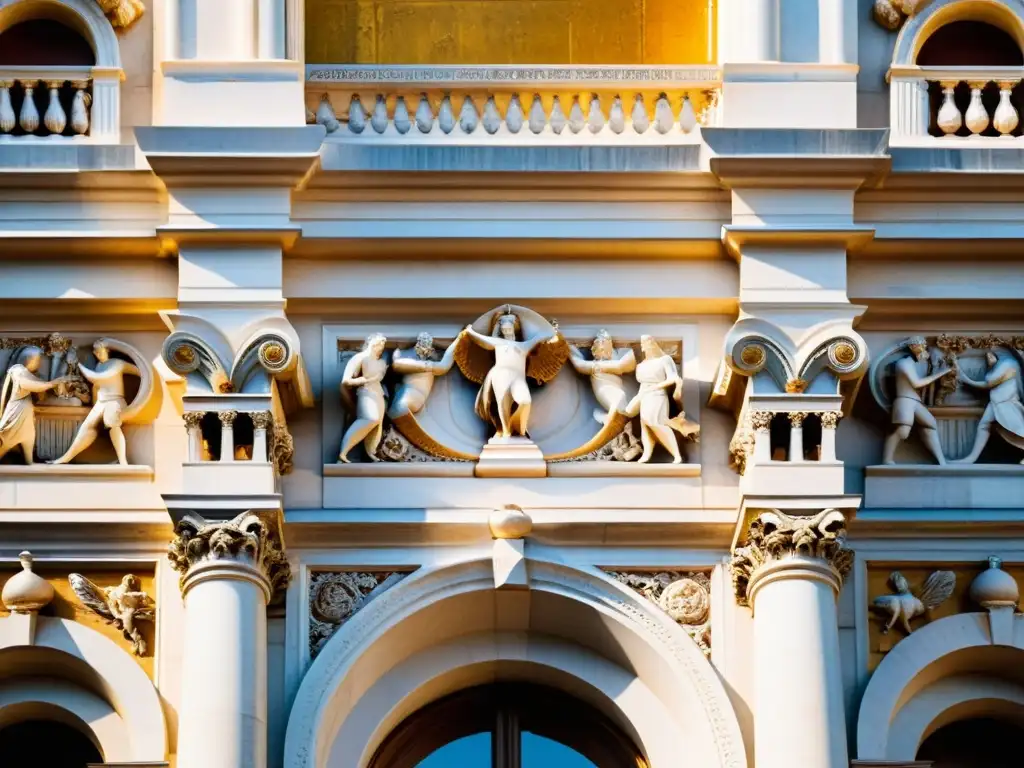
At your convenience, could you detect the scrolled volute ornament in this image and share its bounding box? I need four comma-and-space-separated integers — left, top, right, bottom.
167, 512, 290, 599
731, 508, 853, 607
162, 331, 232, 393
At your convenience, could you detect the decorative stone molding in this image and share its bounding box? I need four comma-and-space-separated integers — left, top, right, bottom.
167, 512, 290, 600
271, 421, 295, 475
308, 571, 407, 658
731, 509, 853, 607
610, 571, 712, 656
68, 573, 155, 656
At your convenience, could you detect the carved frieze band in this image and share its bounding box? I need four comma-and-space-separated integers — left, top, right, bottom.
610, 571, 711, 656
731, 509, 854, 607
308, 571, 408, 658
168, 512, 290, 598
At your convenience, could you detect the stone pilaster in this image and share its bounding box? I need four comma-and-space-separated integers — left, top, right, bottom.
732, 509, 853, 768
168, 512, 289, 768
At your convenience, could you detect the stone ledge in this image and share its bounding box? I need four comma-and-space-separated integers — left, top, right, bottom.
0, 464, 153, 479
324, 462, 475, 478
0, 464, 159, 512
865, 464, 1024, 510
547, 462, 700, 477
324, 461, 701, 479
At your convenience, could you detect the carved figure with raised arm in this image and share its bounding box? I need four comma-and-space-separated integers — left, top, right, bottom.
51, 339, 140, 466
388, 331, 464, 420
624, 335, 699, 464
0, 346, 70, 464
460, 310, 563, 439
568, 330, 637, 426
953, 350, 1024, 464
339, 333, 389, 463
882, 336, 950, 465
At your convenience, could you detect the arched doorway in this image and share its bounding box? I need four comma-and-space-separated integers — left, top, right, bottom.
917, 717, 1024, 768
0, 718, 103, 767
370, 683, 647, 768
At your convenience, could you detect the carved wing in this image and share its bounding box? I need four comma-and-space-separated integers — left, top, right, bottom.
454, 333, 494, 384
917, 570, 956, 610
68, 574, 114, 620
526, 332, 570, 384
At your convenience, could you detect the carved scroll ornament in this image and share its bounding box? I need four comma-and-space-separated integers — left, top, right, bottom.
731, 509, 853, 607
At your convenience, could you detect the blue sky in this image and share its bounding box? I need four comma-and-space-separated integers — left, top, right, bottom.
417, 732, 598, 766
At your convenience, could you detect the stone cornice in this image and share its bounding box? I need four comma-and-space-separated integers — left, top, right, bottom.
168, 512, 290, 601
731, 508, 854, 607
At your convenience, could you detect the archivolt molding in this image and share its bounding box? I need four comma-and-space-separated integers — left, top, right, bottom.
283, 557, 747, 768
856, 611, 1024, 760
0, 0, 123, 68
890, 0, 1024, 64
0, 614, 167, 761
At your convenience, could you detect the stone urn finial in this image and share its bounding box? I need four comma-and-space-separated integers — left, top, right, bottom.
970, 556, 1019, 610
2, 552, 54, 614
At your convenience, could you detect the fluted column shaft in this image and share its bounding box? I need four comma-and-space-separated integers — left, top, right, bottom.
732, 509, 853, 768
169, 512, 289, 768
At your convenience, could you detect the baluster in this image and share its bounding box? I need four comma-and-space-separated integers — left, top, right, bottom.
820, 412, 841, 462
438, 95, 455, 134
218, 411, 237, 462
528, 94, 546, 134
994, 80, 1020, 137
654, 94, 674, 134
458, 95, 479, 134
251, 412, 271, 463
631, 94, 649, 134
567, 96, 585, 134
393, 96, 411, 134
964, 80, 989, 135
0, 81, 14, 133
370, 95, 389, 134
751, 411, 773, 464
505, 94, 524, 134
482, 96, 501, 135
414, 94, 433, 133
679, 94, 698, 133
69, 81, 90, 135
348, 95, 367, 134
586, 94, 605, 134
936, 81, 963, 136
788, 412, 806, 462
43, 80, 67, 135
549, 95, 566, 134
183, 412, 204, 462
19, 80, 40, 133
608, 96, 625, 134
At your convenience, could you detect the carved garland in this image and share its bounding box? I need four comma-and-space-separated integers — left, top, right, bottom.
731, 509, 854, 607
167, 512, 290, 598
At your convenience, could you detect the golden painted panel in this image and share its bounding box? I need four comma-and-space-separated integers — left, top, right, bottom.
306, 0, 716, 65
0, 566, 156, 678
866, 562, 1024, 672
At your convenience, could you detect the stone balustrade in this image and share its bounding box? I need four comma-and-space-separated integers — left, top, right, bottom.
749, 409, 842, 464
306, 65, 720, 143
184, 410, 272, 464
0, 69, 93, 139
890, 65, 1024, 143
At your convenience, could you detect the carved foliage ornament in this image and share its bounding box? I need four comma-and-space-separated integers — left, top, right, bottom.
308, 571, 407, 658
731, 509, 853, 607
611, 571, 712, 656
872, 0, 929, 31
97, 0, 145, 30
167, 512, 290, 598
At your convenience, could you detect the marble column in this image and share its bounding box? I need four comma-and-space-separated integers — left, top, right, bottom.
732, 509, 853, 768
788, 411, 806, 462
751, 410, 773, 463
820, 411, 841, 461
251, 411, 272, 463
183, 411, 204, 461
169, 512, 290, 768
219, 410, 238, 462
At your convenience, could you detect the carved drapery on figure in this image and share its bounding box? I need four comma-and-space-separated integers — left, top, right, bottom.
308, 571, 408, 658
731, 509, 854, 607
610, 571, 712, 656
167, 512, 290, 599
870, 335, 1024, 464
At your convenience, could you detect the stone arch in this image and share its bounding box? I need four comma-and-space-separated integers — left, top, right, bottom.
284, 557, 747, 768
856, 611, 1024, 760
0, 615, 167, 761
0, 0, 121, 68
892, 0, 1024, 67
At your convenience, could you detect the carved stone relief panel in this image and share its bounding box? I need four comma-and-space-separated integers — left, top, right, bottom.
308, 571, 409, 659
609, 570, 711, 656
0, 563, 157, 676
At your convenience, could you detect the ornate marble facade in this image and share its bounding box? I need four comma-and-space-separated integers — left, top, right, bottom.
1, 1, 1024, 767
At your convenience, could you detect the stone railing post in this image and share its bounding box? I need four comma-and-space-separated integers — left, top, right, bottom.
219, 410, 238, 462
251, 411, 272, 463
183, 411, 204, 461
732, 508, 853, 768
820, 411, 841, 461
168, 512, 289, 768
751, 410, 773, 463
788, 411, 806, 462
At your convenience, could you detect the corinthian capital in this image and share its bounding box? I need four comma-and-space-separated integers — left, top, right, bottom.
731, 509, 853, 607
168, 512, 290, 600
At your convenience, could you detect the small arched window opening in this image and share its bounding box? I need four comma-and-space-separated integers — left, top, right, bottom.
917, 21, 1024, 138
769, 413, 789, 461
199, 412, 221, 461
803, 413, 823, 461
917, 716, 1024, 767
233, 412, 255, 461
0, 718, 103, 767
370, 683, 648, 768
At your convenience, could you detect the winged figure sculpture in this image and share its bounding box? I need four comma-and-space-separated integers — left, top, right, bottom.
69, 573, 155, 656
872, 570, 956, 635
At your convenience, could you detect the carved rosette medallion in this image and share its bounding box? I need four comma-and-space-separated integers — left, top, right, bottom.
731, 509, 853, 608
167, 512, 290, 600
309, 571, 408, 658
610, 571, 712, 656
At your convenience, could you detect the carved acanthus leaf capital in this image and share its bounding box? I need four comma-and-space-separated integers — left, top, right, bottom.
731, 509, 853, 607
218, 410, 238, 427
750, 410, 773, 431
251, 411, 273, 430
788, 411, 808, 427
168, 512, 290, 599
820, 411, 841, 429
182, 412, 204, 429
